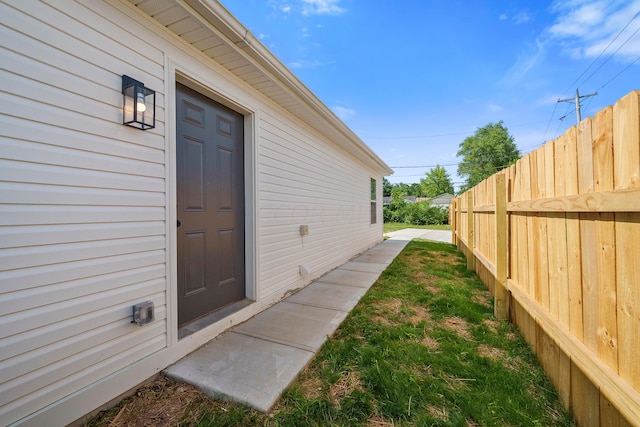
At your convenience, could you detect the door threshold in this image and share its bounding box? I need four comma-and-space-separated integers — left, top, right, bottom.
178, 299, 253, 340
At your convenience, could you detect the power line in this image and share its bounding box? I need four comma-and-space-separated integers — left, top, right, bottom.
543, 7, 639, 141
562, 8, 640, 94
361, 120, 547, 140
390, 163, 459, 168
541, 101, 558, 145
580, 25, 640, 87
558, 89, 598, 124
601, 54, 640, 88
364, 132, 470, 139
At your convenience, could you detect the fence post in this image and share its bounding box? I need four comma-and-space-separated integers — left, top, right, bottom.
456, 197, 462, 252
451, 198, 457, 244
467, 191, 474, 271
495, 173, 509, 320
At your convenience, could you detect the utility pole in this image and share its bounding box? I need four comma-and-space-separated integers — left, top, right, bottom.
558, 88, 598, 124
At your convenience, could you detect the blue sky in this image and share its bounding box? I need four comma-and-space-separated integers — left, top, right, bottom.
220, 0, 640, 190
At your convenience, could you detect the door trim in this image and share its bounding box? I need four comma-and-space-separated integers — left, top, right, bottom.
165, 59, 257, 345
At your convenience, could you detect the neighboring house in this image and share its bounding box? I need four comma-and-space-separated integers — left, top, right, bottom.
382, 196, 417, 205
0, 1, 392, 425
404, 196, 417, 203
428, 193, 454, 207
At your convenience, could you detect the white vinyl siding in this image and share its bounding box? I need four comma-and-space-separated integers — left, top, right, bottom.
0, 0, 387, 424
257, 110, 381, 299
1, 1, 167, 424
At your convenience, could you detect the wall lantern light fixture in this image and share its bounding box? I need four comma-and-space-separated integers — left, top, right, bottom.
122, 75, 155, 130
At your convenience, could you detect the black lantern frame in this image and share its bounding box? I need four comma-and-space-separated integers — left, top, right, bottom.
122, 75, 155, 130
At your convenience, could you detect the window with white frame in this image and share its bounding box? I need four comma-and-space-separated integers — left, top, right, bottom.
370, 178, 377, 224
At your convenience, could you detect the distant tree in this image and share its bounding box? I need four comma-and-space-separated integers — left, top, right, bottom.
385, 180, 425, 197
397, 182, 412, 194
420, 165, 454, 197
408, 183, 424, 197
383, 177, 393, 197
456, 121, 520, 192
390, 187, 407, 202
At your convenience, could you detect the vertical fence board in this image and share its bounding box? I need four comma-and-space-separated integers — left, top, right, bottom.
451, 199, 457, 244
516, 155, 532, 294
534, 147, 550, 310
527, 153, 539, 304
519, 155, 533, 297
544, 141, 559, 320
508, 166, 519, 292
613, 90, 640, 190
519, 157, 530, 295
495, 173, 508, 320
565, 126, 584, 340
578, 117, 599, 353
467, 191, 474, 271
511, 297, 535, 351
600, 395, 630, 427
553, 134, 570, 327
457, 196, 464, 253
571, 360, 600, 427
613, 91, 640, 391
593, 105, 619, 372
537, 325, 571, 408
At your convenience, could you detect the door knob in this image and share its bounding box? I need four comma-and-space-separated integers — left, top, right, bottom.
177, 220, 181, 227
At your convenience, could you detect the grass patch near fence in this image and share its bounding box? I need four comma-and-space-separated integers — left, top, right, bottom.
87, 240, 573, 427
384, 222, 452, 233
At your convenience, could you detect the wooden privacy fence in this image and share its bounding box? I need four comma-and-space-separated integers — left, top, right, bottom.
451, 90, 639, 427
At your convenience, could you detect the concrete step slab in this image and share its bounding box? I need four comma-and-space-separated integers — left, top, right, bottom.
164, 332, 313, 412
351, 252, 396, 264
233, 301, 347, 352
285, 281, 367, 312
164, 235, 415, 413
318, 268, 381, 288
340, 261, 388, 274
384, 229, 452, 243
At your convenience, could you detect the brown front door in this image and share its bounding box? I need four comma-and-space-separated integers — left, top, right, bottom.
176, 83, 245, 327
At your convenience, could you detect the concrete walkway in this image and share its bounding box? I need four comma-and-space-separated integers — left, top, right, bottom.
383, 228, 453, 243
164, 229, 452, 412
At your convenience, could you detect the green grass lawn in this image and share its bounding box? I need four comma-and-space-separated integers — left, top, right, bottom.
88, 240, 574, 427
384, 222, 452, 233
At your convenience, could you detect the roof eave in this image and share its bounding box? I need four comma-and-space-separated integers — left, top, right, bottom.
182, 0, 393, 176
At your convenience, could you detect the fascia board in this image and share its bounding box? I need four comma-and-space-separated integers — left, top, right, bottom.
181, 0, 393, 175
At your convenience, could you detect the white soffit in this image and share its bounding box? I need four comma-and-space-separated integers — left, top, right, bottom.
125, 0, 392, 175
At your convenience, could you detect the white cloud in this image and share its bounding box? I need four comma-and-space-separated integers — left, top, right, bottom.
332, 106, 356, 120
301, 0, 346, 16
512, 11, 532, 24
502, 38, 547, 85
549, 0, 608, 38
267, 0, 292, 14
288, 59, 322, 69
500, 9, 532, 24
268, 0, 345, 17
503, 0, 639, 84
536, 93, 566, 105
548, 0, 640, 62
